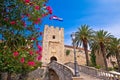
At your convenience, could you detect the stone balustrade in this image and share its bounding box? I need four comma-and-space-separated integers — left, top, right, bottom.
65, 62, 120, 80
47, 61, 74, 80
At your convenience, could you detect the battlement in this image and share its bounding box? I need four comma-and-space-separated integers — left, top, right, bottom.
43, 25, 64, 43
44, 25, 64, 32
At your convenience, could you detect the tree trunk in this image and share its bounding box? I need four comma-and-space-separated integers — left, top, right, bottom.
83, 41, 89, 66
7, 72, 12, 80
100, 43, 108, 71
116, 53, 120, 72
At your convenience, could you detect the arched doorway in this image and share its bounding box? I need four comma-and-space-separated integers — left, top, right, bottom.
50, 56, 57, 62
48, 69, 59, 80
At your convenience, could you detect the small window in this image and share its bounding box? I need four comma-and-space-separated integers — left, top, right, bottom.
52, 35, 55, 39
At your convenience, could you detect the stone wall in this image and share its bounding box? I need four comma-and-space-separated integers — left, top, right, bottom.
95, 51, 117, 67
64, 45, 90, 65
42, 25, 64, 66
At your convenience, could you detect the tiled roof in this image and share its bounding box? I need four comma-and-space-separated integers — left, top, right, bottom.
64, 45, 90, 52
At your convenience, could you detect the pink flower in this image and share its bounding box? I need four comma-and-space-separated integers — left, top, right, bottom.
20, 57, 25, 63
25, 0, 30, 3
46, 6, 52, 14
37, 45, 42, 52
29, 50, 33, 55
4, 18, 9, 21
49, 10, 52, 14
34, 21, 39, 24
46, 6, 52, 11
37, 55, 42, 60
28, 61, 35, 66
22, 21, 26, 27
40, 32, 42, 35
36, 49, 42, 55
10, 21, 16, 25
21, 15, 24, 18
26, 14, 30, 17
35, 5, 40, 10
31, 37, 35, 40
36, 50, 39, 54
37, 18, 41, 22
42, 14, 47, 17
34, 18, 41, 24
23, 23, 26, 27
13, 51, 19, 57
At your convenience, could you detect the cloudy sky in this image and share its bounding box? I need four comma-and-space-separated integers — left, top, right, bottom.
42, 0, 120, 45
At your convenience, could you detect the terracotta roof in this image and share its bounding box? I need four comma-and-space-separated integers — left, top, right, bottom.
64, 45, 83, 49
64, 45, 90, 52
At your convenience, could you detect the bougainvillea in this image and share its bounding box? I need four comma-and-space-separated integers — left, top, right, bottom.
0, 0, 53, 79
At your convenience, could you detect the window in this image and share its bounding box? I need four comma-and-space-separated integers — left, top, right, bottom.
52, 35, 55, 39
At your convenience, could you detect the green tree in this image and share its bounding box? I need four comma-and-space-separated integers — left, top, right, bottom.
0, 0, 52, 79
66, 50, 70, 56
90, 49, 96, 67
106, 38, 120, 72
93, 30, 113, 70
75, 24, 94, 66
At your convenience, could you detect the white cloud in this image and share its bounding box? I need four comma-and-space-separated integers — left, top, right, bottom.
64, 0, 120, 45
97, 0, 120, 3
64, 23, 120, 45
94, 23, 120, 38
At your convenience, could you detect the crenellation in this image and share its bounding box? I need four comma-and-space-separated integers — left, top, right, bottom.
56, 27, 59, 30
50, 25, 54, 28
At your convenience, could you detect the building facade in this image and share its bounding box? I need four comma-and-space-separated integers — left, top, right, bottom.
42, 25, 115, 67
42, 25, 87, 66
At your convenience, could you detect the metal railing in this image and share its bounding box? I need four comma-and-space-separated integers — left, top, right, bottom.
65, 62, 120, 80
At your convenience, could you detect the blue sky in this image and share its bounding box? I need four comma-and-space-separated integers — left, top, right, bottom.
42, 0, 120, 45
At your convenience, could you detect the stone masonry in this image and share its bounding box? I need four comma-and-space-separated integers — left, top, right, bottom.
42, 25, 88, 66
42, 25, 114, 67
42, 25, 65, 66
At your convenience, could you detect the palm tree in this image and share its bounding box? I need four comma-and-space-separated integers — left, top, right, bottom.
75, 24, 94, 66
93, 30, 113, 70
106, 38, 120, 72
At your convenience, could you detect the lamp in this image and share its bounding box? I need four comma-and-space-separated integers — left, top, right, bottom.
71, 32, 80, 77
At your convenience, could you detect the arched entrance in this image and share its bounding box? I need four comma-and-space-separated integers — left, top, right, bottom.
48, 69, 59, 80
50, 56, 57, 62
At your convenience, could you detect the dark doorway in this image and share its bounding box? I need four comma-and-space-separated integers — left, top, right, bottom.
50, 56, 57, 62
48, 69, 59, 80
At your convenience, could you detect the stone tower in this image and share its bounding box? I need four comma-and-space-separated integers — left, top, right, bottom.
42, 25, 64, 65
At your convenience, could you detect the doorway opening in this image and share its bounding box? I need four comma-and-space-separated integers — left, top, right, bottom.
50, 56, 57, 62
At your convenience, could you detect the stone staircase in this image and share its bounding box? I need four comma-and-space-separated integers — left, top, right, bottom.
65, 62, 120, 80
28, 61, 120, 80
5, 61, 119, 80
